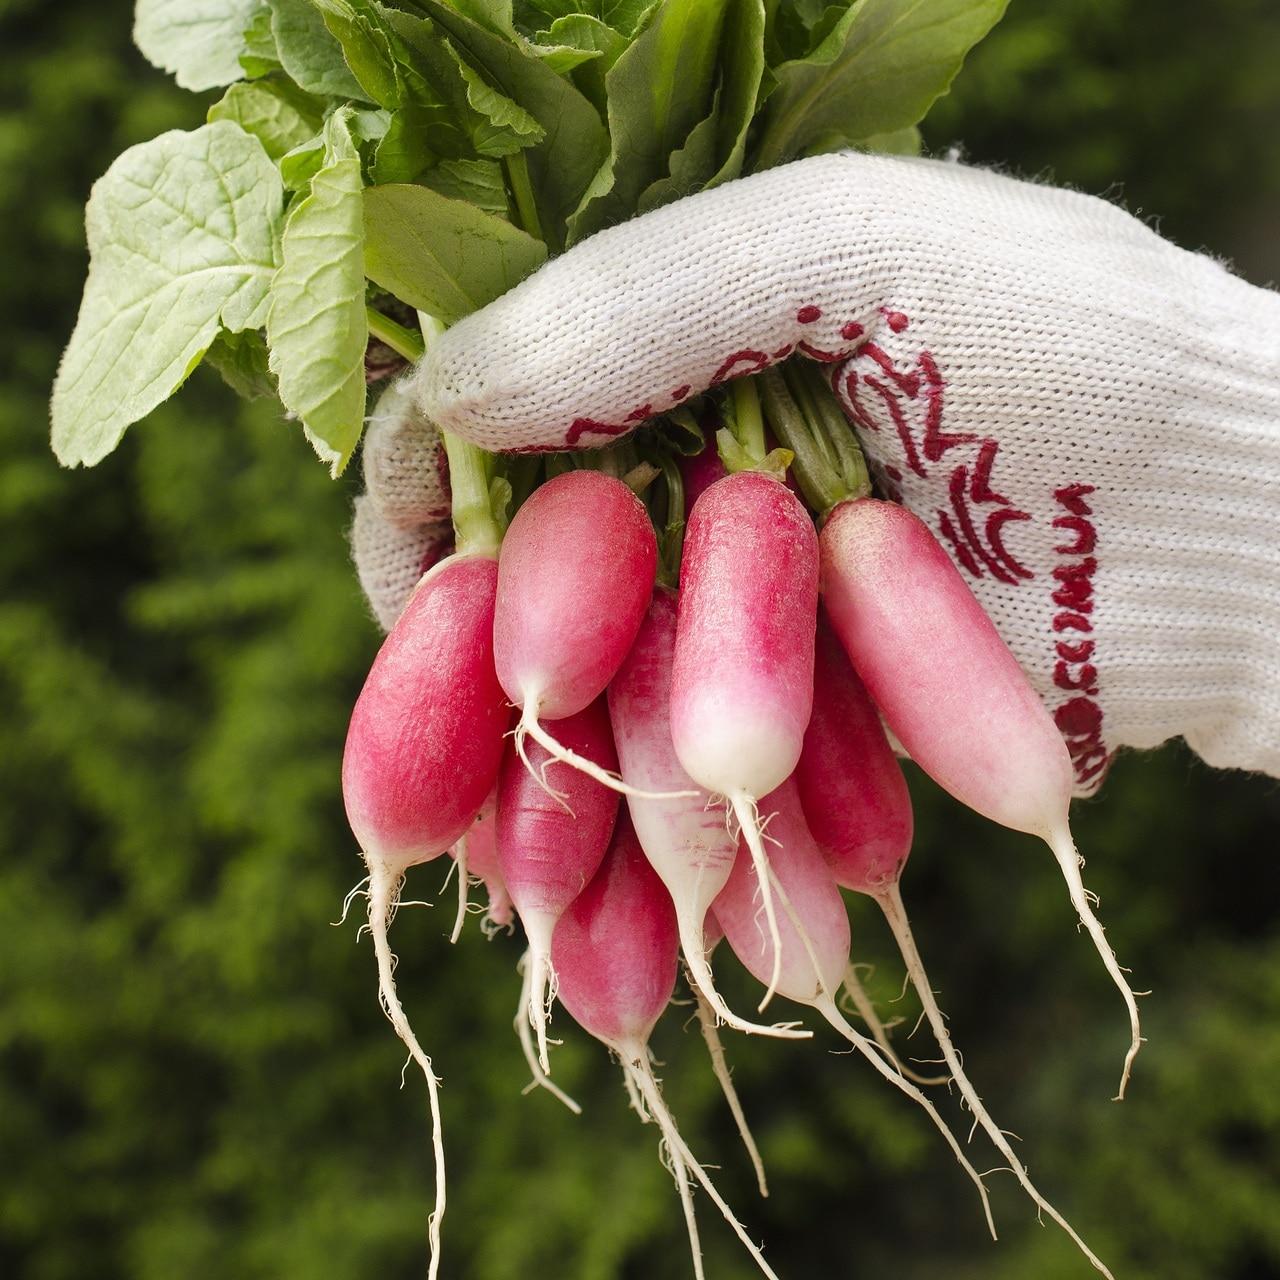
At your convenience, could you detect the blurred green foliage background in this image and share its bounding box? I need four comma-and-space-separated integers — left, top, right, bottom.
3, 1, 1280, 1277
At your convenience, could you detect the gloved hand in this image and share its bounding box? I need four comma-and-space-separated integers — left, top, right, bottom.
387, 151, 1280, 787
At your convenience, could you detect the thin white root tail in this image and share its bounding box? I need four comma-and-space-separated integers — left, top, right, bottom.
520, 701, 698, 801
681, 916, 810, 1041
624, 1054, 781, 1280
730, 791, 785, 1012
367, 863, 446, 1280
690, 976, 769, 1198
760, 866, 996, 1242
1046, 827, 1143, 1101
877, 885, 1114, 1279
840, 963, 949, 1087
526, 945, 555, 1075
514, 951, 581, 1114
449, 839, 469, 945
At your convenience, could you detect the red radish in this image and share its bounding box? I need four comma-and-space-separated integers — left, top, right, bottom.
494, 470, 668, 798
798, 614, 1115, 1277
678, 439, 727, 511
712, 778, 996, 1236
820, 497, 1142, 1098
671, 470, 819, 1007
609, 587, 809, 1042
341, 550, 508, 1280
553, 816, 780, 1280
497, 696, 620, 1072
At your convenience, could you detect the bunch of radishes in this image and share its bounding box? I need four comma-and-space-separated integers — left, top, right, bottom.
341, 384, 1140, 1280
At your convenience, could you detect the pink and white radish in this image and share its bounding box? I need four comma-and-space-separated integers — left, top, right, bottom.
495, 469, 669, 798
552, 815, 780, 1280
497, 696, 620, 1072
671, 470, 819, 1007
798, 613, 1114, 1277
609, 585, 809, 1041
341, 550, 508, 1280
820, 497, 1142, 1098
712, 777, 996, 1235
452, 786, 512, 937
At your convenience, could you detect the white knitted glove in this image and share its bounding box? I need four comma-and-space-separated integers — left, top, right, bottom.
416, 152, 1280, 788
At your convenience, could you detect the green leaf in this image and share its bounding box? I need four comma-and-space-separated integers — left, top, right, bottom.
537, 14, 626, 112
266, 110, 368, 476
412, 1, 608, 247
239, 4, 283, 77
51, 123, 283, 468
707, 0, 766, 186
419, 158, 512, 216
362, 183, 547, 324
805, 122, 923, 156
565, 0, 731, 244
204, 327, 277, 400
207, 80, 325, 160
453, 55, 546, 156
134, 0, 260, 91
635, 87, 721, 214
753, 0, 1009, 169
269, 0, 368, 98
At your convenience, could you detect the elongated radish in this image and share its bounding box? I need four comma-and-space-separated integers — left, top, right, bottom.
820, 497, 1142, 1098
341, 550, 508, 1280
798, 613, 1114, 1277
609, 586, 809, 1042
494, 470, 666, 799
457, 786, 512, 934
552, 815, 780, 1280
497, 696, 620, 1072
712, 778, 996, 1237
671, 470, 819, 1008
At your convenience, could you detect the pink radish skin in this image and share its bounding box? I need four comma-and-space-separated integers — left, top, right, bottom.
671, 471, 819, 1007
341, 550, 508, 1280
498, 696, 620, 1071
820, 497, 1142, 1098
553, 817, 780, 1280
495, 471, 662, 798
459, 788, 512, 932
797, 631, 1113, 1278
609, 587, 808, 1041
713, 778, 996, 1236
679, 441, 727, 513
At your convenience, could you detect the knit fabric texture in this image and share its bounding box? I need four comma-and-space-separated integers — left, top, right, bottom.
350, 495, 452, 632
362, 377, 451, 530
416, 152, 1280, 786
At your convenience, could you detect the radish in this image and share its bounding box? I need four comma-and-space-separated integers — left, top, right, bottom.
609, 586, 809, 1042
341, 550, 508, 1280
497, 696, 620, 1072
671, 470, 819, 1007
454, 786, 512, 935
820, 497, 1143, 1098
712, 777, 997, 1236
552, 814, 781, 1280
798, 613, 1115, 1277
494, 469, 671, 798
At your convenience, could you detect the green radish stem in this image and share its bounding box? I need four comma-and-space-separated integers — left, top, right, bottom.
367, 862, 446, 1280
514, 950, 581, 1114
691, 979, 769, 1198
877, 883, 1115, 1278
840, 963, 948, 1087
623, 1052, 782, 1280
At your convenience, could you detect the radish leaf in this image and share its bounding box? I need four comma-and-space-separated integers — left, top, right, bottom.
133, 0, 261, 92
269, 0, 368, 98
51, 122, 282, 467
267, 110, 368, 476
362, 183, 547, 323
207, 79, 325, 160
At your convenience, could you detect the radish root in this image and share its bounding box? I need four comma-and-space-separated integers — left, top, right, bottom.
623, 1050, 781, 1280
449, 838, 469, 944
514, 950, 581, 1114
730, 791, 786, 1012
690, 977, 769, 1197
367, 861, 446, 1280
1046, 826, 1143, 1100
518, 699, 697, 801
840, 963, 948, 1087
877, 884, 1114, 1278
